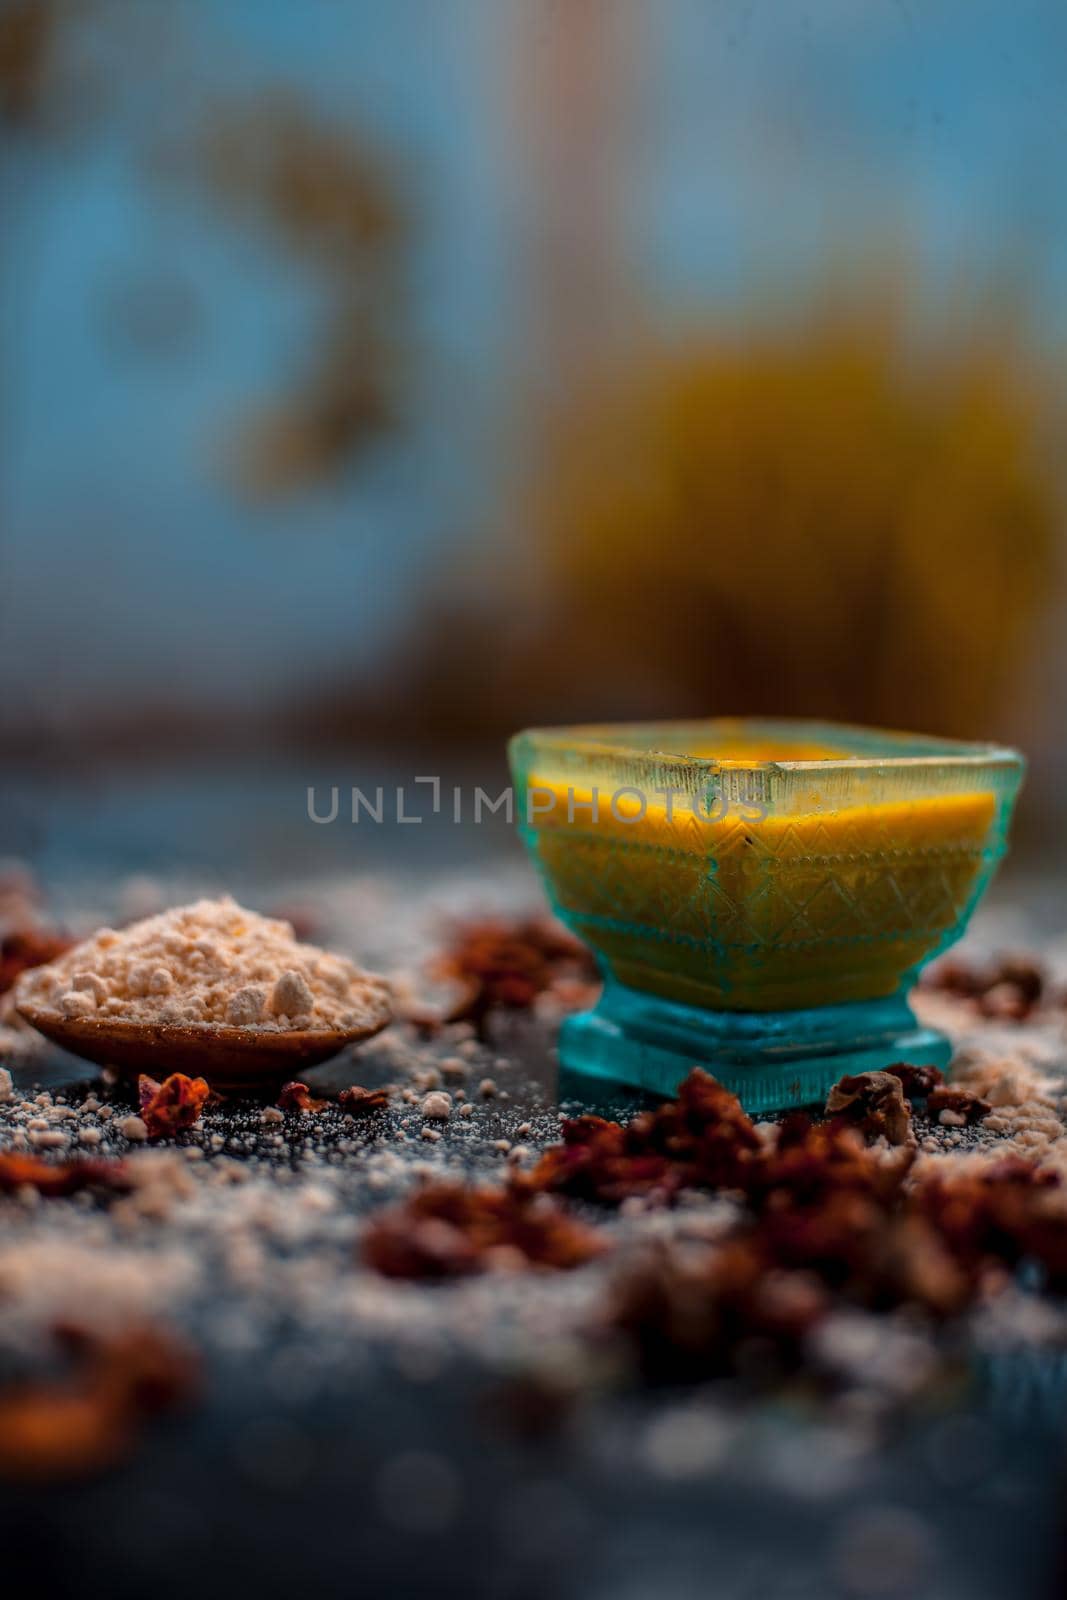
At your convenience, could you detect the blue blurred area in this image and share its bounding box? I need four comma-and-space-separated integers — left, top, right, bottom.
2, 0, 1066, 735
653, 0, 1067, 318
3, 0, 515, 724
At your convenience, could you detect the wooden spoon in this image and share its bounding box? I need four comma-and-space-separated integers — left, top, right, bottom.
17, 1004, 391, 1096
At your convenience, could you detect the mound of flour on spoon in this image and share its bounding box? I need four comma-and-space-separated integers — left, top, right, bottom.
14, 897, 391, 1033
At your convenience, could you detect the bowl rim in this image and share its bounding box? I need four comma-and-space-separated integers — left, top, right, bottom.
509, 717, 1025, 775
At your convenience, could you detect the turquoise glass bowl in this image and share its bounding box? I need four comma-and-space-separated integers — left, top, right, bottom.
508, 718, 1024, 1112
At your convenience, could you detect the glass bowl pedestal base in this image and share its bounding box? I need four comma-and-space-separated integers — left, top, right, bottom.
559, 978, 951, 1114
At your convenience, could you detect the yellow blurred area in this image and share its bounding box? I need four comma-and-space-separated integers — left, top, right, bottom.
528, 303, 1060, 741
526, 771, 997, 1009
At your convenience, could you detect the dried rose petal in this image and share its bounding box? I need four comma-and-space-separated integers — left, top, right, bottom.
337, 1085, 391, 1116
921, 955, 987, 998
747, 1115, 913, 1214
913, 1158, 1067, 1287
0, 1152, 130, 1198
552, 1064, 1067, 1386
926, 1085, 992, 1125
994, 953, 1045, 1005
0, 1324, 198, 1484
824, 1070, 913, 1146
277, 1080, 327, 1113
137, 1073, 210, 1139
609, 1237, 830, 1385
0, 926, 74, 994
922, 950, 1045, 1022
528, 1069, 762, 1204
884, 1062, 944, 1100
980, 983, 1030, 1022
362, 1181, 609, 1280
426, 914, 599, 1035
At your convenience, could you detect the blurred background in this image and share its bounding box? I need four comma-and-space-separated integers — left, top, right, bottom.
2, 0, 1066, 882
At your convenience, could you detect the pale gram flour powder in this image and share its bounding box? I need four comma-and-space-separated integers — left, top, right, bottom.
14, 897, 392, 1033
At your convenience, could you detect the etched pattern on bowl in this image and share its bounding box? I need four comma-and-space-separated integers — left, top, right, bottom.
509, 718, 1024, 1013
